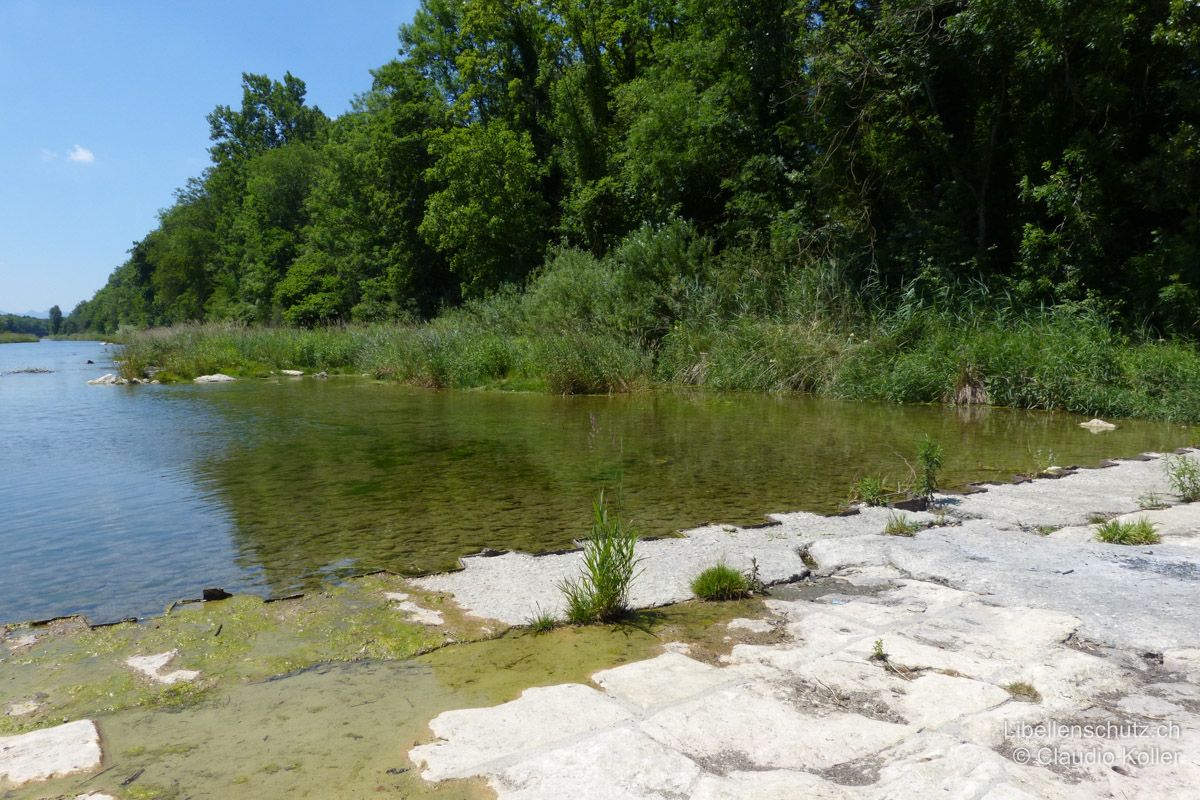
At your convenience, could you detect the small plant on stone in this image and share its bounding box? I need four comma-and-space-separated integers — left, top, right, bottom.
691, 563, 752, 601
851, 475, 888, 507
525, 605, 557, 634
1005, 681, 1042, 702
915, 436, 945, 503
870, 638, 888, 662
1094, 517, 1161, 546
1138, 492, 1168, 510
1164, 454, 1200, 502
558, 493, 642, 624
883, 511, 919, 537
745, 557, 768, 594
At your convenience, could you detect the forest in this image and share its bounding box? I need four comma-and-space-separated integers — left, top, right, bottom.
65, 1, 1200, 417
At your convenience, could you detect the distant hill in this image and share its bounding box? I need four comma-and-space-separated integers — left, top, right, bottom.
0, 309, 48, 319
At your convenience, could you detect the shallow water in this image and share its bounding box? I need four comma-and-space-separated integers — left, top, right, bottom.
1, 339, 1193, 623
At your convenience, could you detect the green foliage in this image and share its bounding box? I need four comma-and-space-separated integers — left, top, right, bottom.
851, 476, 889, 507
871, 638, 888, 662
1094, 517, 1161, 546
916, 437, 945, 503
0, 314, 49, 337
690, 564, 751, 602
1005, 682, 1041, 703
420, 121, 548, 297
525, 606, 557, 634
558, 494, 641, 625
0, 332, 39, 343
883, 512, 920, 537
1164, 454, 1200, 502
57, 1, 1200, 424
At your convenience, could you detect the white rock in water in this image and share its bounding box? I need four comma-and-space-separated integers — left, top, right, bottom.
1079, 418, 1117, 431
193, 373, 235, 384
384, 591, 445, 626
86, 374, 117, 385
280, 369, 304, 376
125, 650, 200, 685
4, 701, 40, 717
0, 720, 101, 785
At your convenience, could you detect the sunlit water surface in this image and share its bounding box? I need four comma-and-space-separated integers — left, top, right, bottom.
1, 340, 1192, 623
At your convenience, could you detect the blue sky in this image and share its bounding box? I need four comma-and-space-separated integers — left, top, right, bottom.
0, 0, 421, 314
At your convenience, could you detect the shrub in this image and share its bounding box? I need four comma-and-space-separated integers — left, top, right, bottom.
534, 332, 649, 394
1164, 454, 1200, 502
1094, 517, 1160, 545
558, 494, 642, 624
691, 564, 751, 601
883, 512, 920, 537
915, 436, 944, 503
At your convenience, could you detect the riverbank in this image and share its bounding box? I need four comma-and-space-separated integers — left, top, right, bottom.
114, 301, 1200, 421
4, 449, 1199, 797
412, 449, 1200, 798
0, 333, 38, 344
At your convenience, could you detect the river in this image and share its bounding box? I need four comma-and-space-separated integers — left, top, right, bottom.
0, 339, 1192, 623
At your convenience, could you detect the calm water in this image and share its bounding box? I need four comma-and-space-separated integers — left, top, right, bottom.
1, 340, 1194, 623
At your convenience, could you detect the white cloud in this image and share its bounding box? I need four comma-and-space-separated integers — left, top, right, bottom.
39, 148, 56, 161
67, 144, 95, 164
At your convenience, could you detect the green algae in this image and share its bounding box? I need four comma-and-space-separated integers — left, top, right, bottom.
2, 595, 772, 799
0, 576, 464, 738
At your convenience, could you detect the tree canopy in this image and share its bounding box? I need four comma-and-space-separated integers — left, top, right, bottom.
68, 0, 1200, 336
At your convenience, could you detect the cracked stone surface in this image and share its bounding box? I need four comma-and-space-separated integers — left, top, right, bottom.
410, 450, 1200, 799
414, 505, 935, 625
0, 720, 101, 786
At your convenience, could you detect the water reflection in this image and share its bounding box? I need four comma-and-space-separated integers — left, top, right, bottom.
2, 340, 1193, 622
191, 381, 1194, 596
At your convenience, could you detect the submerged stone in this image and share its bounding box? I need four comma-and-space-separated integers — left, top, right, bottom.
125, 650, 200, 685
0, 719, 101, 785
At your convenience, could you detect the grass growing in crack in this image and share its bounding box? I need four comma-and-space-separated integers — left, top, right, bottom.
1138, 492, 1169, 510
525, 605, 558, 634
1005, 681, 1042, 702
1164, 454, 1200, 502
915, 436, 944, 503
883, 512, 920, 537
1094, 517, 1161, 545
558, 493, 642, 624
691, 564, 752, 601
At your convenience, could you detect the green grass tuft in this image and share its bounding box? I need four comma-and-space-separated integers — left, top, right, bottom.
1094, 517, 1161, 545
1005, 681, 1042, 702
691, 564, 752, 601
883, 511, 920, 537
558, 493, 642, 624
525, 606, 558, 634
851, 476, 889, 507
